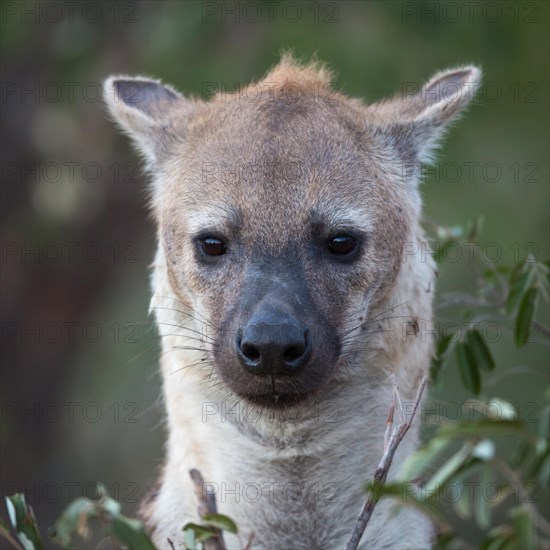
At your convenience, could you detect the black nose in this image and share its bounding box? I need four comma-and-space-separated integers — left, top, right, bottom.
236, 321, 311, 376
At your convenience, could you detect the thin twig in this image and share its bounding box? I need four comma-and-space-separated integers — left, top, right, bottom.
384, 398, 395, 452
243, 531, 255, 550
0, 524, 23, 550
492, 459, 550, 537
189, 469, 226, 550
532, 321, 550, 338
346, 376, 427, 550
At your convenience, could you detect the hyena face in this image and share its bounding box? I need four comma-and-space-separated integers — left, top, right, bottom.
104, 57, 480, 408
160, 99, 410, 407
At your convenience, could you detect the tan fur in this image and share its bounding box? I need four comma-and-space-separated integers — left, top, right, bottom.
104, 56, 481, 549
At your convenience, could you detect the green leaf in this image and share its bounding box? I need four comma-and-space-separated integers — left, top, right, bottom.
49, 497, 95, 547
5, 494, 43, 550
111, 516, 156, 550
183, 526, 197, 550
538, 404, 550, 441
537, 450, 550, 487
468, 329, 495, 371
510, 507, 535, 549
510, 442, 532, 470
425, 443, 474, 489
431, 333, 456, 381
203, 513, 238, 534
527, 442, 550, 487
506, 272, 532, 314
455, 342, 481, 394
400, 436, 453, 481
514, 287, 537, 347
475, 466, 492, 529
182, 523, 217, 542
531, 260, 550, 302
437, 332, 455, 357
481, 530, 516, 550
99, 494, 121, 517
452, 480, 471, 520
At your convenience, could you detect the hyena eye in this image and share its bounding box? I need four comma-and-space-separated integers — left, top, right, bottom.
200, 237, 227, 256
328, 235, 357, 255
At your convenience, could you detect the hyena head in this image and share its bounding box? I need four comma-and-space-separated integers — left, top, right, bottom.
104, 56, 480, 409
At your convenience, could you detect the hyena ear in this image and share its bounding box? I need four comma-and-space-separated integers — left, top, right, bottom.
370, 66, 482, 164
103, 76, 192, 166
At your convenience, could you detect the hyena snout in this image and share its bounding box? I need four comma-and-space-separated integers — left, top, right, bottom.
236, 304, 312, 376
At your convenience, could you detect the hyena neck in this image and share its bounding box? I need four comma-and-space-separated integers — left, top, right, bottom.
155, 342, 427, 549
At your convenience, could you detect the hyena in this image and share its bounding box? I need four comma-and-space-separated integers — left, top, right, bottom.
104, 56, 480, 549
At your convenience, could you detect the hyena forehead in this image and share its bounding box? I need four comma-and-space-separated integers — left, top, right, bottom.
165, 96, 388, 198
159, 100, 404, 243
104, 56, 481, 220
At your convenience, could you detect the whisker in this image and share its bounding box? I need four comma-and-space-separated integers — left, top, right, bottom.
159, 345, 211, 362
151, 306, 219, 333
169, 358, 214, 376
151, 295, 217, 329
153, 321, 217, 342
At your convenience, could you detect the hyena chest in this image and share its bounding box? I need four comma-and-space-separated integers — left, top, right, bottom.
213, 454, 363, 549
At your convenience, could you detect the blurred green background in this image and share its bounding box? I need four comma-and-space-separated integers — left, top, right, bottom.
1, 0, 548, 544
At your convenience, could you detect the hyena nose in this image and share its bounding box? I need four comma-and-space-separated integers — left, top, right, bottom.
236, 321, 311, 376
